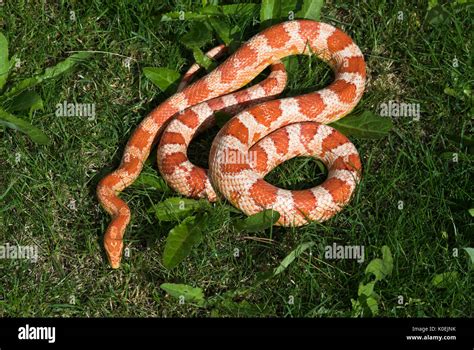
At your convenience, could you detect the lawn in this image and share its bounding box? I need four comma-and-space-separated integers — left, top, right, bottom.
0, 0, 472, 317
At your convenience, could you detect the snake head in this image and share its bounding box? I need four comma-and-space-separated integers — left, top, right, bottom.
104, 235, 124, 269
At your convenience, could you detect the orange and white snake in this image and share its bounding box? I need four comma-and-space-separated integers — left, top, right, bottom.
97, 20, 366, 268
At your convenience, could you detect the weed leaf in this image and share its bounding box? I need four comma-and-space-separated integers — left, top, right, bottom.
260, 0, 282, 28
273, 241, 314, 276
463, 247, 474, 267
143, 67, 180, 92
330, 111, 393, 139
235, 209, 280, 232
296, 0, 324, 20
160, 283, 205, 305
8, 91, 44, 114
4, 52, 91, 98
431, 271, 459, 288
365, 245, 393, 281
163, 215, 205, 269
180, 23, 213, 49
149, 197, 208, 221
0, 107, 49, 144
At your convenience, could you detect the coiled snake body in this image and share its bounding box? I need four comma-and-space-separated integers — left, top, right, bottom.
97, 20, 366, 268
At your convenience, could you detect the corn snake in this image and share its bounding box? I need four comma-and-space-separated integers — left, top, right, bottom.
97, 20, 366, 268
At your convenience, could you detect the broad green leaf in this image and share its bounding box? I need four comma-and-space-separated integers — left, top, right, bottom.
351, 298, 362, 316
0, 108, 50, 145
163, 215, 205, 269
296, 0, 324, 20
431, 271, 459, 288
281, 0, 299, 14
235, 209, 280, 232
351, 292, 379, 317
351, 281, 379, 317
330, 111, 393, 139
207, 17, 233, 45
469, 209, 474, 217
260, 0, 282, 28
463, 247, 474, 266
133, 173, 169, 191
143, 67, 180, 92
365, 245, 393, 281
365, 296, 379, 316
0, 32, 9, 90
8, 91, 44, 114
358, 281, 376, 297
354, 282, 379, 317
3, 52, 92, 98
149, 197, 208, 221
192, 48, 214, 70
180, 23, 213, 49
273, 241, 314, 276
160, 283, 205, 305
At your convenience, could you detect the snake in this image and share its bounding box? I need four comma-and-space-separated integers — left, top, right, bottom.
97, 20, 366, 269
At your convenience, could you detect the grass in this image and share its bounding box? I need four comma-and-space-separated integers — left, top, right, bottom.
0, 0, 472, 317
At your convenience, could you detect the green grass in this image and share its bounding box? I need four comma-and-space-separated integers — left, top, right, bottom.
0, 0, 472, 317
